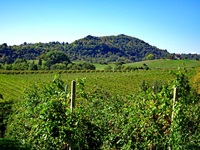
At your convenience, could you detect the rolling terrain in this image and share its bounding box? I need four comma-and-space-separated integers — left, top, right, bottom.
0, 34, 193, 64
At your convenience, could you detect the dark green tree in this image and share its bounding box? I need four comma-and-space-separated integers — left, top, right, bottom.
82, 62, 96, 70
12, 58, 29, 70
38, 58, 42, 66
29, 61, 38, 70
43, 50, 71, 69
104, 65, 113, 71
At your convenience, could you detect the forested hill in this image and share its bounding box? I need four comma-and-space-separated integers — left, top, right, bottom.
67, 34, 169, 63
0, 34, 199, 64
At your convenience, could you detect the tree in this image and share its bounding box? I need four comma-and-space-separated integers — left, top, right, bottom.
12, 58, 29, 70
50, 63, 68, 70
104, 65, 113, 71
145, 53, 155, 60
82, 62, 96, 70
2, 43, 8, 48
43, 50, 71, 69
38, 58, 42, 66
29, 61, 38, 70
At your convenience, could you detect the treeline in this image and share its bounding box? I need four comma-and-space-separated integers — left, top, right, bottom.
0, 50, 96, 71
0, 52, 150, 72
1, 34, 199, 65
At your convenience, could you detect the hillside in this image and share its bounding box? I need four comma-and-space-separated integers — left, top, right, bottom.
65, 34, 169, 63
0, 34, 199, 64
123, 59, 200, 69
0, 34, 169, 63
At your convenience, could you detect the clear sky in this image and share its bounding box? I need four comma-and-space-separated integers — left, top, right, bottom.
0, 0, 200, 54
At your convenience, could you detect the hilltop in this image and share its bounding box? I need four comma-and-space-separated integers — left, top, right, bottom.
66, 34, 169, 63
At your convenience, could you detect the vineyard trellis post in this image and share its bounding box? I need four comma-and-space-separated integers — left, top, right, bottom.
71, 80, 76, 113
171, 87, 178, 121
169, 87, 178, 150
69, 80, 76, 150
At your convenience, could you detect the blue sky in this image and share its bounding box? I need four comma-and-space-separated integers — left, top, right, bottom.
0, 0, 200, 54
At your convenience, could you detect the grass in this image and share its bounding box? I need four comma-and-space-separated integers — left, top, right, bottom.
90, 63, 107, 70
94, 59, 200, 70
123, 59, 200, 69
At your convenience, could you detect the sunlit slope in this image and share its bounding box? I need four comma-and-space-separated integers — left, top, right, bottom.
123, 59, 200, 69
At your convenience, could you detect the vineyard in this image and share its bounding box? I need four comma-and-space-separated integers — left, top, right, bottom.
0, 67, 200, 149
0, 68, 197, 102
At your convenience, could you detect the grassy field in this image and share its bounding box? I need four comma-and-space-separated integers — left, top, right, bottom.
91, 59, 200, 70
123, 59, 200, 69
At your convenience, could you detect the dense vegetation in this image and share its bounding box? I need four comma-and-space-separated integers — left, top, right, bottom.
1, 69, 200, 149
0, 50, 96, 71
1, 34, 200, 65
66, 34, 169, 63
0, 33, 200, 149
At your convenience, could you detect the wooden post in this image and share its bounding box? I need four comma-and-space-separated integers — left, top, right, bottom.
169, 87, 178, 150
71, 80, 76, 113
69, 80, 76, 150
171, 87, 178, 122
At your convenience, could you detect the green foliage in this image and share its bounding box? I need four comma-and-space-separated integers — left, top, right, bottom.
1, 68, 196, 102
69, 62, 96, 70
12, 58, 29, 70
0, 52, 98, 71
1, 36, 200, 65
0, 100, 13, 138
0, 35, 170, 64
0, 138, 29, 150
169, 69, 200, 149
28, 61, 38, 70
4, 69, 200, 149
43, 50, 71, 69
145, 53, 155, 60
4, 77, 101, 149
82, 62, 96, 70
50, 63, 68, 70
123, 59, 200, 70
77, 70, 199, 149
104, 65, 113, 71
140, 79, 163, 93
38, 58, 42, 66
